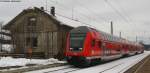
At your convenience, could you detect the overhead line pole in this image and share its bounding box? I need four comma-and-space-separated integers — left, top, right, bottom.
136, 36, 138, 42
119, 32, 122, 38
111, 21, 113, 35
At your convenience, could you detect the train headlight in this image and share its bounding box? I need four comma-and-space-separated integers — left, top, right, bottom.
91, 50, 94, 54
79, 48, 82, 50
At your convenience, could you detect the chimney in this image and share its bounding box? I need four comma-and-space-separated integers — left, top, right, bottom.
51, 6, 55, 16
40, 7, 44, 11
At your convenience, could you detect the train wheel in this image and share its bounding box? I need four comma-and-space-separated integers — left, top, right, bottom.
75, 59, 91, 67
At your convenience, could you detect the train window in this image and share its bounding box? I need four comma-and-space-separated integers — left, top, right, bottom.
111, 36, 113, 41
113, 37, 115, 41
92, 39, 95, 47
108, 35, 110, 40
110, 36, 112, 41
114, 37, 116, 41
106, 35, 109, 40
107, 36, 109, 40
70, 33, 86, 37
109, 36, 112, 41
106, 35, 108, 40
70, 33, 86, 48
98, 41, 102, 48
103, 34, 106, 40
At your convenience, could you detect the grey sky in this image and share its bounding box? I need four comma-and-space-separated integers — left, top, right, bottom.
0, 0, 150, 43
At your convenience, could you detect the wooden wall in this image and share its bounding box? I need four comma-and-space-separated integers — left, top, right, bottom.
7, 9, 73, 59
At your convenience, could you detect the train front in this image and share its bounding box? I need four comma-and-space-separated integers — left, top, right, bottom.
65, 26, 93, 67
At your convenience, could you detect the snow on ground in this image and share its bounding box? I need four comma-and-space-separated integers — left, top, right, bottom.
0, 57, 66, 69
25, 51, 150, 73
2, 44, 13, 53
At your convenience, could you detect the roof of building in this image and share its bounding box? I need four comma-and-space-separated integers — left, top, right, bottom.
3, 7, 74, 30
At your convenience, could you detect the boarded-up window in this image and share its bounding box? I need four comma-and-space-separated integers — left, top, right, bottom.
33, 37, 38, 47
26, 37, 30, 46
26, 37, 38, 48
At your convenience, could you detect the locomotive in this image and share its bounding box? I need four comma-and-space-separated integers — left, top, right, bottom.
65, 26, 144, 67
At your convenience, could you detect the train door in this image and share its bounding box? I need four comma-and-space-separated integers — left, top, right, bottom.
105, 42, 111, 56
101, 41, 112, 60
101, 41, 108, 56
91, 39, 100, 55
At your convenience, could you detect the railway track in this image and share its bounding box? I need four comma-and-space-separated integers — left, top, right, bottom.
46, 55, 141, 73
43, 63, 124, 73
26, 53, 149, 73
71, 53, 148, 73
99, 53, 148, 73
99, 63, 124, 73
43, 66, 80, 73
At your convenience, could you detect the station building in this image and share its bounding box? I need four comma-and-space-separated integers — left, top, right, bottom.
3, 7, 73, 59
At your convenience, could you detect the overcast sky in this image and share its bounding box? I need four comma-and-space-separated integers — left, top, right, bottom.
0, 0, 150, 44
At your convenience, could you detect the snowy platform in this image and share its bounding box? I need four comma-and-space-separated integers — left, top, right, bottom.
26, 51, 150, 73
0, 57, 66, 72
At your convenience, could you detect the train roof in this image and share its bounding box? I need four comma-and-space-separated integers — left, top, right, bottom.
71, 26, 142, 46
70, 26, 92, 33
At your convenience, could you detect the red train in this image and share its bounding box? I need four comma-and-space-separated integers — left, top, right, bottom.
65, 26, 144, 67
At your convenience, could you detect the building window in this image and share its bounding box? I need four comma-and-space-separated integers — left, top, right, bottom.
28, 17, 37, 26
